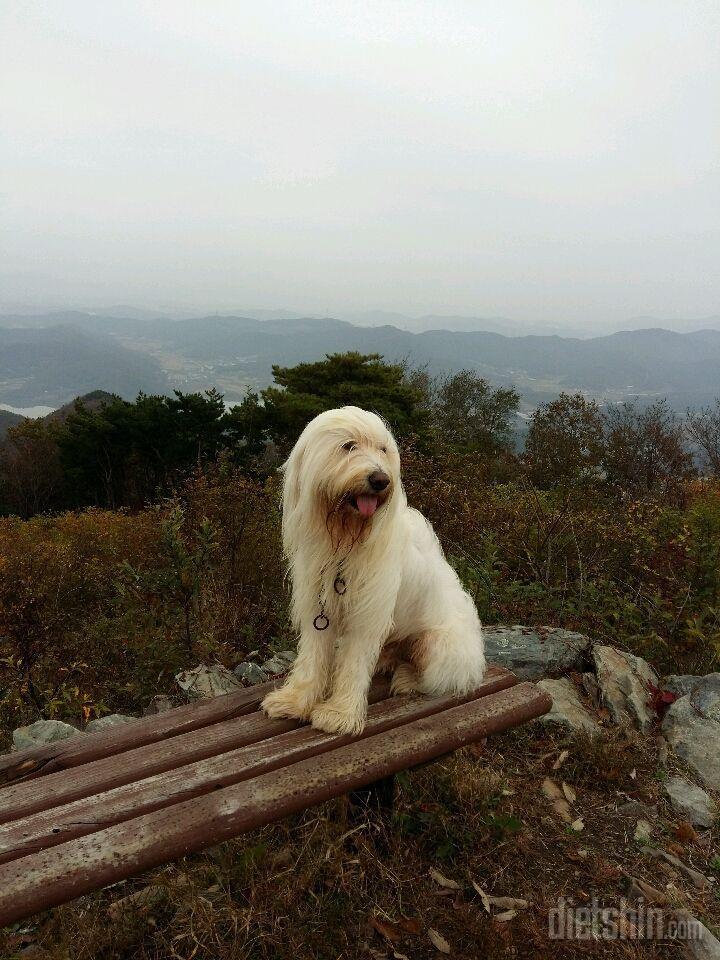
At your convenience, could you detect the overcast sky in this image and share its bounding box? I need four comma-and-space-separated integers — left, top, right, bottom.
1, 1, 719, 327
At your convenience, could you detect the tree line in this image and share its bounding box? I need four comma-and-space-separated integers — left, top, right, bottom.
1, 351, 719, 518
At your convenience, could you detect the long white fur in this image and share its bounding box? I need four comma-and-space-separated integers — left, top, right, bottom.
261, 405, 486, 735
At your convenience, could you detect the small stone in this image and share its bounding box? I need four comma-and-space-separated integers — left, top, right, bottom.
261, 657, 288, 676
634, 818, 653, 843
616, 801, 657, 820
277, 650, 297, 664
107, 884, 168, 920
592, 645, 659, 733
12, 719, 83, 751
664, 776, 718, 828
672, 911, 720, 959
86, 714, 136, 733
536, 678, 601, 737
234, 661, 268, 684
143, 695, 175, 716
175, 663, 243, 699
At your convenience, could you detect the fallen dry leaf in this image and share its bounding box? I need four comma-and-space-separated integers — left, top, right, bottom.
562, 782, 577, 804
673, 821, 698, 845
428, 928, 451, 954
570, 818, 584, 832
494, 909, 517, 923
552, 749, 570, 770
471, 880, 491, 912
542, 778, 572, 823
396, 916, 422, 936
487, 896, 529, 910
371, 917, 403, 943
429, 868, 460, 890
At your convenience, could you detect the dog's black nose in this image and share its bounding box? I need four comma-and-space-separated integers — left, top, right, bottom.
368, 470, 390, 492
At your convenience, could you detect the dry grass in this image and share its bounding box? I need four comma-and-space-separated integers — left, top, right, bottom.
3, 722, 717, 960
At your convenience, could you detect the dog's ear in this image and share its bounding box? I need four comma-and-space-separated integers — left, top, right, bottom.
281, 433, 306, 516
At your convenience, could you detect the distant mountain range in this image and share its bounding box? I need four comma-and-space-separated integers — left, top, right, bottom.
0, 323, 169, 407
1, 311, 719, 412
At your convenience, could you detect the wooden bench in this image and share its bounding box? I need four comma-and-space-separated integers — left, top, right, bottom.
0, 666, 551, 927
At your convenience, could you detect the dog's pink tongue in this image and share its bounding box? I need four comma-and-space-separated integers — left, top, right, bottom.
356, 494, 379, 518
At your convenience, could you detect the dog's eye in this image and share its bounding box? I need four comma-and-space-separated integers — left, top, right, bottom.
342, 441, 356, 452
380, 445, 387, 453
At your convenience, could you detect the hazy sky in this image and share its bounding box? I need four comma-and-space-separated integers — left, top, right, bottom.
1, 1, 719, 325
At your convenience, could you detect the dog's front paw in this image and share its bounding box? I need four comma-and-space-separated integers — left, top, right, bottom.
261, 686, 316, 721
310, 702, 366, 736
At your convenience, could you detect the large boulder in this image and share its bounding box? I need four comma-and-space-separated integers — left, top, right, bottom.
536, 678, 601, 737
592, 645, 658, 733
483, 626, 591, 680
86, 713, 136, 734
664, 776, 717, 829
234, 661, 268, 684
689, 673, 720, 721
663, 675, 705, 699
663, 693, 720, 791
175, 663, 243, 699
13, 719, 83, 751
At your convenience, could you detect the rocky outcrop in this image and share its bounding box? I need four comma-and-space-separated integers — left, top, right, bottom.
175, 663, 243, 699
592, 645, 658, 733
664, 776, 717, 828
12, 719, 82, 750
483, 626, 591, 680
86, 714, 136, 733
536, 678, 600, 737
663, 682, 720, 791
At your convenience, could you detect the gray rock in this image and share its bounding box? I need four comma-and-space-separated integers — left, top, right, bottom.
664, 675, 704, 698
690, 674, 720, 721
277, 650, 297, 664
175, 663, 243, 699
616, 801, 657, 820
234, 661, 269, 684
673, 911, 720, 960
664, 776, 718, 828
143, 694, 175, 716
85, 713, 136, 734
12, 719, 83, 751
261, 657, 289, 676
663, 696, 720, 791
536, 678, 601, 737
483, 625, 591, 680
592, 645, 658, 733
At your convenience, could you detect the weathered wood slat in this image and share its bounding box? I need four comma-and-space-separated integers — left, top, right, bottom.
0, 680, 279, 786
0, 682, 551, 926
0, 666, 513, 825
0, 668, 518, 864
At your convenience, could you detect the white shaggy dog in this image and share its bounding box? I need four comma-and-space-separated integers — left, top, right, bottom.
261, 406, 485, 735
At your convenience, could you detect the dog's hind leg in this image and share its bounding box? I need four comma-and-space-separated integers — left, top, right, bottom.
390, 661, 420, 695
407, 629, 486, 697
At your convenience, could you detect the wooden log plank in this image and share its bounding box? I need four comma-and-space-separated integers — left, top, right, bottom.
0, 680, 279, 786
0, 674, 396, 789
0, 667, 514, 826
0, 668, 518, 864
0, 682, 551, 926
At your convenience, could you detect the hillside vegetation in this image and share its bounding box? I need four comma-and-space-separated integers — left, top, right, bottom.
1, 354, 719, 959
